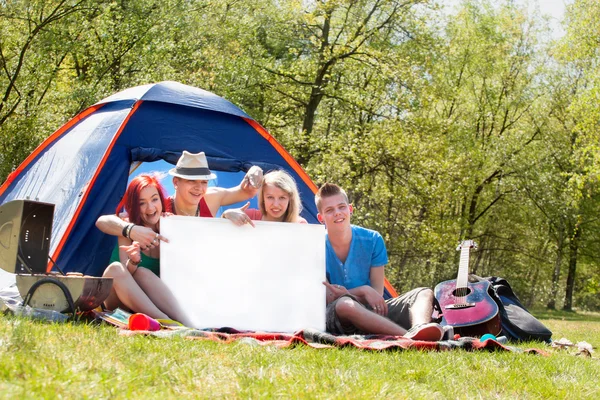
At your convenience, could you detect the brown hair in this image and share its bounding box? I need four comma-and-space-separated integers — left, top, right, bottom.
314, 183, 349, 212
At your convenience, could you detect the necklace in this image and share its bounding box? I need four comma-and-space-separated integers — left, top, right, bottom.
171, 197, 199, 217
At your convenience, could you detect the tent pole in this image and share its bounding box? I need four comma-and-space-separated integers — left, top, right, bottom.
129, 161, 142, 176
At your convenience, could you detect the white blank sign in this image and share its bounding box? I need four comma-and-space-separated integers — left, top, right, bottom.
160, 216, 326, 332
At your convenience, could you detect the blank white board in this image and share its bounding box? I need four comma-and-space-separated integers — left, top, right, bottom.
160, 216, 326, 332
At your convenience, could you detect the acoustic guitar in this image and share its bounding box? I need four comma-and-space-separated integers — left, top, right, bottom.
434, 240, 501, 337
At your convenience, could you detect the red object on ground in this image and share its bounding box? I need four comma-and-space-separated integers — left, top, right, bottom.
129, 313, 161, 331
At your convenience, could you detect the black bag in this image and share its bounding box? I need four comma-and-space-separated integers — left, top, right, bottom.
474, 276, 552, 342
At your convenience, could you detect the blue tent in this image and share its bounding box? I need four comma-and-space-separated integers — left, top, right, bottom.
0, 81, 319, 277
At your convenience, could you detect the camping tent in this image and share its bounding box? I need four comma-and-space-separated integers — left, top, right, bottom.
0, 81, 320, 277
0, 81, 397, 297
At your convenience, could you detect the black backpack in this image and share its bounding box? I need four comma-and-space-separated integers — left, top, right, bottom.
473, 276, 552, 342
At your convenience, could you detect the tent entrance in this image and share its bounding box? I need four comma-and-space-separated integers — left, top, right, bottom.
127, 159, 259, 217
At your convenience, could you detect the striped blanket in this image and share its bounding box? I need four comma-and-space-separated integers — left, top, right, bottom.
119, 327, 547, 354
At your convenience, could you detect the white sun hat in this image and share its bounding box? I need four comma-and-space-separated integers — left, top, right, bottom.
168, 151, 217, 180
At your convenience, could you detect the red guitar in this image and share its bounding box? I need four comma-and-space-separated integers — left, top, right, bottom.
434, 240, 501, 337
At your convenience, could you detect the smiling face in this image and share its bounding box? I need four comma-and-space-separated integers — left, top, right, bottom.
122, 174, 167, 228
173, 177, 209, 207
317, 193, 353, 231
138, 185, 163, 227
262, 183, 290, 222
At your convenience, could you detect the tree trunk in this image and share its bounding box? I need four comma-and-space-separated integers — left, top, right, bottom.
563, 226, 580, 311
296, 10, 332, 165
547, 227, 564, 309
471, 236, 485, 276
526, 239, 548, 308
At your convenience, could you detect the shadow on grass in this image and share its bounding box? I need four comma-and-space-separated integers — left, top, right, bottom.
530, 308, 600, 322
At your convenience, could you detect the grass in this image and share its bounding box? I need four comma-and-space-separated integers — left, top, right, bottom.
1, 311, 599, 399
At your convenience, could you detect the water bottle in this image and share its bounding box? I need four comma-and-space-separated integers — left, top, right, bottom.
9, 303, 69, 323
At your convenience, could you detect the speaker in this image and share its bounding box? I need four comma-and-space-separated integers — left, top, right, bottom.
0, 199, 113, 312
16, 274, 113, 312
0, 200, 54, 274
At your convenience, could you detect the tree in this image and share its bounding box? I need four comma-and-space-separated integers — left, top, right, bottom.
0, 0, 93, 180
549, 0, 600, 310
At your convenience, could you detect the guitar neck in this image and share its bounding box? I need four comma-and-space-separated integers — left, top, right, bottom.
455, 246, 471, 289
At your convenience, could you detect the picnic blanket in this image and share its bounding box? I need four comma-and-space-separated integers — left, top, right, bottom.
118, 326, 548, 354
0, 290, 547, 354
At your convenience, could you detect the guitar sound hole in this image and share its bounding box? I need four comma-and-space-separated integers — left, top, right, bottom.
451, 287, 472, 297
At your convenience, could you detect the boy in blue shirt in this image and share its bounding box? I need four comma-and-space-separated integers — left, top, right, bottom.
316, 183, 443, 341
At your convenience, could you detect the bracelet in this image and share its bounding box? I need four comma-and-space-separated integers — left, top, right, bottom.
122, 223, 129, 238
128, 257, 140, 266
126, 259, 139, 275
124, 223, 134, 239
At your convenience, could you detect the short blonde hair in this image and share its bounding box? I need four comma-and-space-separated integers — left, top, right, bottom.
314, 183, 349, 212
259, 170, 303, 223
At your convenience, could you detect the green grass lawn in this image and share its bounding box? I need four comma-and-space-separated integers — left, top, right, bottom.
1, 310, 599, 399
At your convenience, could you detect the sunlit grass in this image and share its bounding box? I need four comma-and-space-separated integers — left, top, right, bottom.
532, 307, 600, 322
1, 314, 599, 399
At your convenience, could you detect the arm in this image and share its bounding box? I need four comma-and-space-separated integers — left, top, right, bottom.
96, 214, 168, 248
204, 166, 263, 210
349, 231, 388, 313
205, 181, 256, 207
348, 281, 387, 316
96, 214, 129, 237
323, 281, 350, 305
369, 265, 385, 296
117, 237, 140, 272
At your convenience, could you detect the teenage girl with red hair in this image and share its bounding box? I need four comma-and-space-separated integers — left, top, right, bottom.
97, 174, 191, 325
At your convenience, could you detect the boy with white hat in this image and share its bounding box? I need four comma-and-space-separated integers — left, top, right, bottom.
166, 151, 262, 218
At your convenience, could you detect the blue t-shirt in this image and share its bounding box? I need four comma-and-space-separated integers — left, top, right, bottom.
325, 225, 388, 290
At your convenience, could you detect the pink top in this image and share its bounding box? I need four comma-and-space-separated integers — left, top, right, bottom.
244, 208, 307, 223
245, 208, 263, 221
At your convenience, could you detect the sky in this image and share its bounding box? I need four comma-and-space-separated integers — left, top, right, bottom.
535, 0, 573, 38
445, 0, 573, 38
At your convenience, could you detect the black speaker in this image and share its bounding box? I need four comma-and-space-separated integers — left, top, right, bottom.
0, 200, 54, 274
0, 199, 113, 312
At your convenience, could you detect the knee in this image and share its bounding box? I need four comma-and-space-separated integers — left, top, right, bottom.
415, 288, 434, 303
103, 262, 127, 279
335, 298, 360, 319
